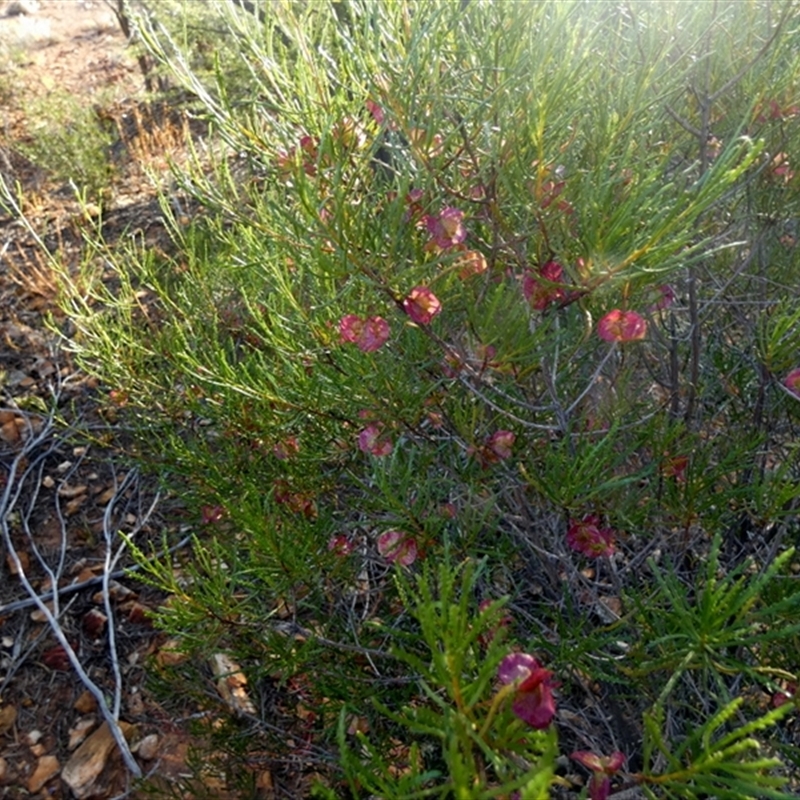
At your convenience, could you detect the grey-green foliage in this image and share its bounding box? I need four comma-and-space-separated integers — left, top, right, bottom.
43, 1, 800, 797
17, 92, 115, 199
132, 0, 769, 280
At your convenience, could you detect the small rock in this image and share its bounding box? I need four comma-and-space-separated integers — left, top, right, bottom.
83, 609, 108, 638
25, 729, 43, 746
74, 690, 97, 714
68, 716, 97, 750
27, 754, 60, 793
0, 705, 17, 736
65, 495, 88, 516
95, 486, 118, 505
0, 419, 20, 446
155, 638, 189, 668
120, 601, 151, 626
6, 550, 30, 576
73, 564, 103, 584
30, 605, 52, 623
61, 721, 134, 799
92, 580, 136, 605
126, 689, 144, 717
0, 755, 15, 785
134, 733, 159, 761
57, 483, 88, 499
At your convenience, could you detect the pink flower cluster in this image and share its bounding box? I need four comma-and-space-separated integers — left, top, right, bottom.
756, 99, 800, 122
276, 134, 319, 178
597, 309, 647, 342
497, 652, 557, 729
328, 534, 355, 557
784, 368, 800, 399
771, 681, 796, 708
537, 178, 573, 215
567, 515, 616, 558
472, 430, 515, 467
201, 505, 225, 525
339, 314, 390, 352
377, 530, 418, 566
649, 284, 675, 312
522, 261, 566, 311
663, 454, 688, 483
365, 99, 384, 125
454, 249, 488, 280
358, 422, 393, 457
570, 750, 626, 800
273, 436, 299, 460
771, 152, 795, 182
272, 480, 317, 519
425, 207, 467, 250
403, 286, 442, 325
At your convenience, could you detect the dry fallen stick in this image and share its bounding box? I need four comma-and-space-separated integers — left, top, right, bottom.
209, 653, 257, 716
99, 468, 162, 721
0, 405, 143, 779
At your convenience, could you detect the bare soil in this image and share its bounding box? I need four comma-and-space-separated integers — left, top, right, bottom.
0, 3, 242, 798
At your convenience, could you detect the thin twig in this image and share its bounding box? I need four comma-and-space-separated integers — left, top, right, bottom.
457, 374, 559, 431
707, 4, 791, 104
664, 105, 702, 139
0, 404, 142, 778
0, 534, 190, 615
566, 344, 618, 417
102, 469, 139, 720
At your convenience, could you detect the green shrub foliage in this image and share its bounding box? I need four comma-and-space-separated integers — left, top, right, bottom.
56, 1, 800, 797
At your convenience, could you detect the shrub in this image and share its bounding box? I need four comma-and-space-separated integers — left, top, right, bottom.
55, 1, 800, 796
16, 92, 115, 200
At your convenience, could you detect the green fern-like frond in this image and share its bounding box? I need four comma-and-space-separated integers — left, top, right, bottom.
642, 695, 797, 799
